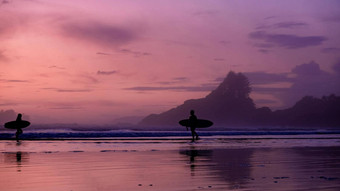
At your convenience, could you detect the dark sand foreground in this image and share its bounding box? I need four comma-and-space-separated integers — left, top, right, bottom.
1, 136, 340, 191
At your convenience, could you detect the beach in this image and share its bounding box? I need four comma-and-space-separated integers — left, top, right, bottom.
1, 135, 340, 191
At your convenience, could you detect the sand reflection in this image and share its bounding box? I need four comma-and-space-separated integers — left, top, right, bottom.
180, 147, 254, 189
4, 152, 29, 172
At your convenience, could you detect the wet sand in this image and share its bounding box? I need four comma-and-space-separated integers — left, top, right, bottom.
1, 137, 340, 191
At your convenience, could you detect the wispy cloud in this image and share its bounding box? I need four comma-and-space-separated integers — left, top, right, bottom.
257, 21, 308, 30
124, 84, 215, 92
156, 77, 189, 85
42, 88, 92, 93
213, 58, 225, 62
96, 52, 111, 56
48, 65, 65, 70
57, 89, 92, 93
62, 22, 138, 47
0, 79, 30, 83
172, 77, 188, 81
49, 106, 83, 110
219, 40, 231, 46
118, 48, 151, 57
97, 70, 117, 75
249, 31, 327, 49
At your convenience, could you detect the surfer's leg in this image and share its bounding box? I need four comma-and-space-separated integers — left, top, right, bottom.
16, 131, 19, 142
190, 128, 195, 142
194, 130, 199, 140
195, 132, 199, 140
16, 129, 22, 142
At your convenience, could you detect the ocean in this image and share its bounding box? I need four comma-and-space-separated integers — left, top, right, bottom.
1, 128, 340, 139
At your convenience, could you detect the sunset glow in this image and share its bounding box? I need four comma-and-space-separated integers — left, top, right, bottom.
1, 0, 339, 124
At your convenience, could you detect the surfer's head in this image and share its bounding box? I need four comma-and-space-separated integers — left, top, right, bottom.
16, 113, 22, 121
190, 110, 195, 115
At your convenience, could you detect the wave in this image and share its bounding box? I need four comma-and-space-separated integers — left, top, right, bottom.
1, 129, 340, 139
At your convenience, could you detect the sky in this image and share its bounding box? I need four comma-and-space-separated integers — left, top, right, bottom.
0, 0, 340, 124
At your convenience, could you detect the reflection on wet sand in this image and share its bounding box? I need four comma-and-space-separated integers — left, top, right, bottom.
179, 146, 213, 176
4, 152, 29, 172
1, 140, 340, 191
180, 146, 340, 190
180, 147, 253, 189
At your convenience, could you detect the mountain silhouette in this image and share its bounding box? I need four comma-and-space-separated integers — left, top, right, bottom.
139, 71, 256, 126
139, 71, 340, 127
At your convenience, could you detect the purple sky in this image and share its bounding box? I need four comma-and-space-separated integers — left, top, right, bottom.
0, 0, 339, 124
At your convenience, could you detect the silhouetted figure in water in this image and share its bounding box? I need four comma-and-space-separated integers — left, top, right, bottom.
15, 114, 23, 142
189, 110, 199, 142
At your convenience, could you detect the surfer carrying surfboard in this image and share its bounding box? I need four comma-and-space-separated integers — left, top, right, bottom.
4, 113, 30, 142
189, 110, 199, 141
179, 112, 212, 142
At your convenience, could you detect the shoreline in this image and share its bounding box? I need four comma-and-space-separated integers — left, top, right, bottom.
1, 140, 340, 191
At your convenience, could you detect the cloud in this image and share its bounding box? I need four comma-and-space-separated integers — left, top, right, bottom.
214, 58, 225, 61
96, 52, 111, 56
49, 106, 83, 110
246, 61, 340, 108
97, 70, 117, 75
0, 0, 9, 7
172, 77, 188, 81
273, 22, 308, 29
283, 61, 340, 105
48, 65, 65, 70
257, 21, 308, 30
258, 49, 270, 54
291, 61, 326, 75
249, 31, 327, 49
124, 84, 215, 92
42, 88, 92, 93
62, 22, 138, 47
252, 87, 290, 94
247, 61, 340, 108
118, 48, 151, 57
0, 79, 30, 83
322, 47, 340, 54
245, 72, 292, 85
56, 89, 92, 93
156, 77, 189, 85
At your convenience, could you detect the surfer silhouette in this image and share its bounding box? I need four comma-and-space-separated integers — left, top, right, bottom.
4, 113, 30, 142
15, 114, 23, 142
189, 110, 199, 141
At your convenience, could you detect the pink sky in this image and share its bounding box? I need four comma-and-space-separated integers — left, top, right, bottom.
1, 0, 340, 124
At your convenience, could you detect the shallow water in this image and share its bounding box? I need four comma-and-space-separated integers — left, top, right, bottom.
1, 137, 340, 191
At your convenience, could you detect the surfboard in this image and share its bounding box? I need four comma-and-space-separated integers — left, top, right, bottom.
179, 119, 213, 128
4, 120, 30, 129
